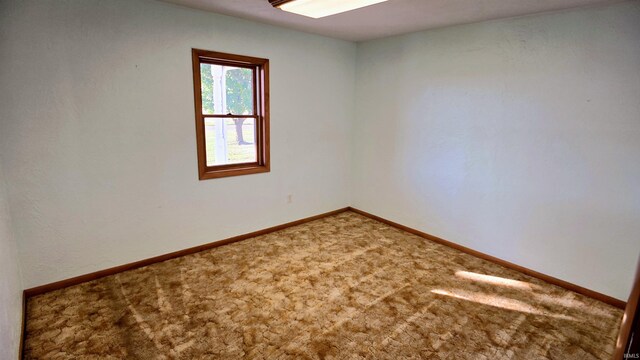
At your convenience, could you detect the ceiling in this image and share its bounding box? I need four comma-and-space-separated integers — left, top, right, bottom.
159, 0, 622, 42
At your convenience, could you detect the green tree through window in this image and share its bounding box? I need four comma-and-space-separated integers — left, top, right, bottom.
199, 66, 253, 145
226, 68, 253, 145
200, 64, 215, 114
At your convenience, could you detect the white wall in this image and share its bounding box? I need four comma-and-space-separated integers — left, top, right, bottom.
0, 158, 23, 360
1, 0, 638, 304
0, 0, 356, 288
353, 1, 640, 300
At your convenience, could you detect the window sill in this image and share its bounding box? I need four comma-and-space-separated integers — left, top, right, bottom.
199, 164, 270, 180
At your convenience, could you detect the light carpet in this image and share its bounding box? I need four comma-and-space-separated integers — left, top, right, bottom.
24, 211, 623, 359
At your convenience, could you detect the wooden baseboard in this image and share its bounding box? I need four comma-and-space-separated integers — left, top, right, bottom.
23, 205, 627, 311
347, 206, 626, 309
23, 207, 350, 298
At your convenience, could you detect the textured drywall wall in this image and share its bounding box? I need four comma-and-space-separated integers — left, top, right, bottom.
0, 0, 356, 288
1, 0, 638, 305
353, 1, 640, 300
0, 158, 23, 360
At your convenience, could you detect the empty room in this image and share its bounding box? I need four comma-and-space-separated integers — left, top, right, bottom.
1, 0, 639, 359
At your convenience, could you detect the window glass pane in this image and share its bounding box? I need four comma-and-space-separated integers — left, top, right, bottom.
200, 64, 254, 115
204, 118, 257, 166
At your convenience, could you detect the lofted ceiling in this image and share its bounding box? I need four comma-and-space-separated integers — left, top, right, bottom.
158, 0, 622, 41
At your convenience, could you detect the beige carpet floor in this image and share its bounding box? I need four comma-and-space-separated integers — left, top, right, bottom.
24, 211, 623, 359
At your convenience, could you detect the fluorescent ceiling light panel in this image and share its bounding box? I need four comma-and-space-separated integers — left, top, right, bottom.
275, 0, 389, 19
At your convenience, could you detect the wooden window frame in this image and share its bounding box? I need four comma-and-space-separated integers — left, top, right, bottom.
191, 49, 270, 180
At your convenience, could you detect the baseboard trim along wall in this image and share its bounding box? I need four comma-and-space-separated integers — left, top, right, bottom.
348, 207, 627, 309
23, 207, 350, 298
23, 206, 626, 310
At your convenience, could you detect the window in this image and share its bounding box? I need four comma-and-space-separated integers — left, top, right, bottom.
192, 49, 270, 179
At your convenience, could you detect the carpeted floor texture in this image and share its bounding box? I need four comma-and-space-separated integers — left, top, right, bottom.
24, 211, 623, 359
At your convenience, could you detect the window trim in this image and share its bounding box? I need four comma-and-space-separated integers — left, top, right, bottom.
191, 48, 270, 180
